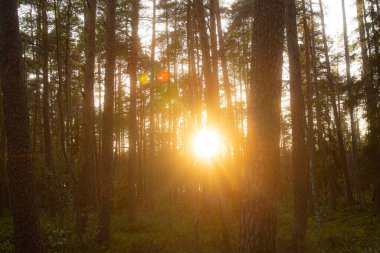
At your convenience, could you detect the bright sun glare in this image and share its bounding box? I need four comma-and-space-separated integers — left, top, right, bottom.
193, 129, 221, 159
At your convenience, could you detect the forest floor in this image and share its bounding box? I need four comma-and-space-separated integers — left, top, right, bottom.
1, 198, 379, 253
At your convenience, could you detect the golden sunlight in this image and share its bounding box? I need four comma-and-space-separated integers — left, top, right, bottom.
192, 129, 221, 159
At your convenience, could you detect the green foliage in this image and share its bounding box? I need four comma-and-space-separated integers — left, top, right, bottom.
42, 221, 71, 252
0, 216, 13, 253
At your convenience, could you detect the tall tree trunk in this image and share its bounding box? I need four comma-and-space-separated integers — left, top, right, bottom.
210, 3, 234, 250
97, 0, 117, 246
65, 0, 72, 152
286, 0, 309, 251
239, 0, 284, 252
308, 0, 323, 223
194, 0, 219, 127
214, 0, 239, 160
186, 0, 196, 123
186, 0, 200, 248
300, 0, 314, 207
96, 60, 102, 203
356, 0, 380, 212
54, 0, 70, 173
41, 0, 53, 170
149, 0, 156, 207
209, 0, 219, 88
341, 0, 364, 208
78, 0, 97, 235
33, 4, 41, 157
0, 0, 44, 250
0, 90, 7, 216
369, 2, 380, 81
128, 0, 139, 223
318, 0, 354, 205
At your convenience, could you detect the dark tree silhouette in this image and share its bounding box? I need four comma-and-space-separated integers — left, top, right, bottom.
240, 0, 285, 252
0, 0, 44, 251
285, 0, 309, 251
97, 0, 117, 246
127, 0, 140, 223
78, 0, 97, 235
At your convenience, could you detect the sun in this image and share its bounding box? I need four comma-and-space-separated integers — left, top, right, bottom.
192, 129, 221, 159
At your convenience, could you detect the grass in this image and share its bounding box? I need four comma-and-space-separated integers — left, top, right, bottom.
277, 200, 380, 253
0, 200, 379, 252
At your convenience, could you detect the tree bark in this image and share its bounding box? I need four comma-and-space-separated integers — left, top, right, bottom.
318, 0, 354, 205
0, 89, 7, 216
65, 0, 72, 152
0, 0, 44, 250
41, 0, 53, 170
127, 0, 139, 223
209, 0, 219, 89
307, 0, 322, 223
54, 0, 71, 173
32, 4, 41, 157
239, 0, 284, 252
286, 0, 309, 251
194, 0, 219, 127
149, 0, 156, 205
97, 0, 117, 246
186, 0, 197, 123
214, 0, 240, 166
341, 0, 365, 208
356, 0, 380, 212
78, 0, 97, 235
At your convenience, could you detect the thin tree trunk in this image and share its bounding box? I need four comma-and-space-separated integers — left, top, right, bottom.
302, 0, 317, 217
187, 0, 196, 123
127, 0, 139, 223
78, 0, 97, 235
194, 0, 219, 127
186, 0, 200, 248
308, 0, 323, 223
137, 84, 146, 204
0, 90, 7, 216
32, 4, 41, 157
54, 0, 71, 174
97, 0, 117, 246
319, 0, 354, 205
356, 0, 380, 213
41, 0, 53, 170
209, 2, 234, 250
214, 0, 240, 169
286, 0, 309, 251
149, 0, 156, 207
209, 0, 219, 88
341, 0, 364, 208
64, 0, 72, 149
96, 60, 102, 204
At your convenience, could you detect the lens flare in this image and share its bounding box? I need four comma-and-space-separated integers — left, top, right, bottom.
138, 72, 149, 85
157, 69, 170, 83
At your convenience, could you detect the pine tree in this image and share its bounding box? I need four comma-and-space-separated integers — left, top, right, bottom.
127, 0, 140, 223
0, 0, 44, 250
239, 0, 285, 252
78, 0, 97, 235
98, 0, 117, 246
285, 0, 309, 251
